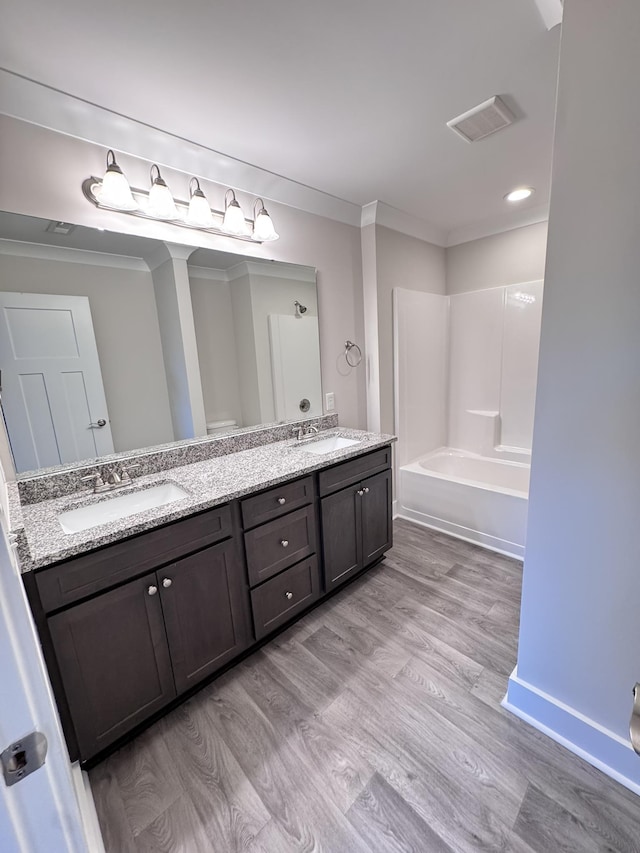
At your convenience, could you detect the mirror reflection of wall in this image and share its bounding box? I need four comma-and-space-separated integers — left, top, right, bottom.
0, 212, 321, 475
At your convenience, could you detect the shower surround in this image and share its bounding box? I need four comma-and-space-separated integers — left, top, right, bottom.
394, 280, 543, 557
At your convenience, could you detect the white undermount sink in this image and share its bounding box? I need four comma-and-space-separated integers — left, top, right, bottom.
296, 435, 361, 455
58, 483, 189, 534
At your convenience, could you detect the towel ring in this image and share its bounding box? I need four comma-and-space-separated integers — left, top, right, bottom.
344, 340, 362, 367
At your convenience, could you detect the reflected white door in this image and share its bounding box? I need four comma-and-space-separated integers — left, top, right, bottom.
269, 314, 322, 421
0, 293, 114, 472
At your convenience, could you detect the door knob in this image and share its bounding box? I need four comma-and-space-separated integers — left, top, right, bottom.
147, 585, 158, 596
162, 578, 172, 589
88, 419, 107, 428
281, 539, 289, 548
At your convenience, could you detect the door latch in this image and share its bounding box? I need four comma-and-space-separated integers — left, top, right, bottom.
1, 732, 48, 786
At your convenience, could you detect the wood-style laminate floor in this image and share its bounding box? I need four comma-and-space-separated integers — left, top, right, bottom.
90, 519, 640, 852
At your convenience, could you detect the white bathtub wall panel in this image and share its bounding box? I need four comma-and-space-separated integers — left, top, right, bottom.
448, 288, 504, 453
500, 280, 544, 450
393, 288, 448, 467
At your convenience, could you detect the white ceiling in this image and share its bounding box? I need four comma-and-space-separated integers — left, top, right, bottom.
0, 0, 561, 240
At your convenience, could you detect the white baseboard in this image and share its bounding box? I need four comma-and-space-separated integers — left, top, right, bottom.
392, 499, 399, 519
503, 668, 640, 796
395, 507, 524, 560
71, 762, 106, 853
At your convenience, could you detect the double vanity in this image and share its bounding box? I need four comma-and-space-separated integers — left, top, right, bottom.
10, 420, 394, 764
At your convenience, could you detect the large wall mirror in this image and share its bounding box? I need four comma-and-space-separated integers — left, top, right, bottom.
0, 211, 322, 475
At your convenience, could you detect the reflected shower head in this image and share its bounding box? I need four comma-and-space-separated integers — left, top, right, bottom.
294, 300, 307, 316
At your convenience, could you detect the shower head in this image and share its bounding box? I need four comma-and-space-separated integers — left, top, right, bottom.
294, 300, 307, 316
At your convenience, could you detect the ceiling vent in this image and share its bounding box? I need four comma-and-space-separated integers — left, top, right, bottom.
45, 221, 77, 235
447, 96, 515, 143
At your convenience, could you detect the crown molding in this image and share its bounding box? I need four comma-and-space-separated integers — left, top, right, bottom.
189, 259, 316, 283
533, 0, 563, 31
445, 203, 550, 247
187, 265, 229, 282
0, 69, 362, 229
0, 238, 149, 270
361, 200, 448, 247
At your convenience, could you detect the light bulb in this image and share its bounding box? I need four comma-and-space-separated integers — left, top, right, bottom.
147, 165, 178, 219
505, 187, 534, 202
185, 178, 215, 228
253, 202, 279, 242
222, 189, 250, 236
97, 150, 137, 210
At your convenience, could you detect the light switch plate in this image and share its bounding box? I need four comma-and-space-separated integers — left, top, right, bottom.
325, 392, 335, 412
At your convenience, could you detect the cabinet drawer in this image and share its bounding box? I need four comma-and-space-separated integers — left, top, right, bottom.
318, 447, 392, 497
241, 476, 314, 529
244, 505, 316, 587
36, 504, 233, 613
251, 557, 320, 640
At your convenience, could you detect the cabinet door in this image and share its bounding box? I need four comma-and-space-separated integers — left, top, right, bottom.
361, 469, 393, 566
160, 539, 251, 694
321, 485, 362, 591
48, 573, 175, 760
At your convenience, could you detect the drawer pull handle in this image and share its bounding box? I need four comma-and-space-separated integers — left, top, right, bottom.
357, 489, 364, 496
363, 487, 370, 494
285, 591, 293, 600
281, 539, 289, 548
162, 578, 173, 589
277, 497, 286, 505
147, 585, 158, 596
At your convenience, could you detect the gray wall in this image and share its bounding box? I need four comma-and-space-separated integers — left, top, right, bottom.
189, 274, 242, 427
512, 0, 640, 786
0, 114, 367, 433
375, 225, 446, 435
446, 221, 548, 294
0, 252, 174, 452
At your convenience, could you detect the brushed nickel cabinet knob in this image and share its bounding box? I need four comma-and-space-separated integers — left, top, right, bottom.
277, 497, 286, 505
285, 591, 293, 600
281, 539, 289, 548
147, 585, 158, 596
162, 578, 172, 589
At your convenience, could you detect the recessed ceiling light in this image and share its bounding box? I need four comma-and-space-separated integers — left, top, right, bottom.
505, 187, 535, 202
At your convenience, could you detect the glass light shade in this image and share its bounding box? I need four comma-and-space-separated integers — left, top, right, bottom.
147, 167, 178, 219
186, 184, 215, 228
97, 152, 137, 210
222, 192, 249, 235
253, 208, 279, 242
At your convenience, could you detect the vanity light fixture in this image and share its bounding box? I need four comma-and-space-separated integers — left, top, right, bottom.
505, 186, 535, 202
96, 150, 137, 210
253, 198, 279, 242
82, 148, 280, 243
221, 189, 250, 236
147, 165, 179, 219
186, 178, 215, 228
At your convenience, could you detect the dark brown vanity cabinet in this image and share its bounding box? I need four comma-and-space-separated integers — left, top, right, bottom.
241, 476, 322, 640
319, 448, 393, 591
35, 505, 251, 761
48, 572, 176, 760
28, 445, 393, 763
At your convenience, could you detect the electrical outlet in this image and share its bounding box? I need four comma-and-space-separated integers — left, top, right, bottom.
325, 392, 335, 412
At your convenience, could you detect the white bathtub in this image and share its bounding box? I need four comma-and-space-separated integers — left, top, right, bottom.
398, 448, 529, 558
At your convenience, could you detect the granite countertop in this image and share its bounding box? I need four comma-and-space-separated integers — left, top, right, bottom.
12, 428, 395, 572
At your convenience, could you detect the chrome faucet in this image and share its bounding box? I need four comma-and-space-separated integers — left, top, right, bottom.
81, 462, 141, 493
293, 425, 319, 442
